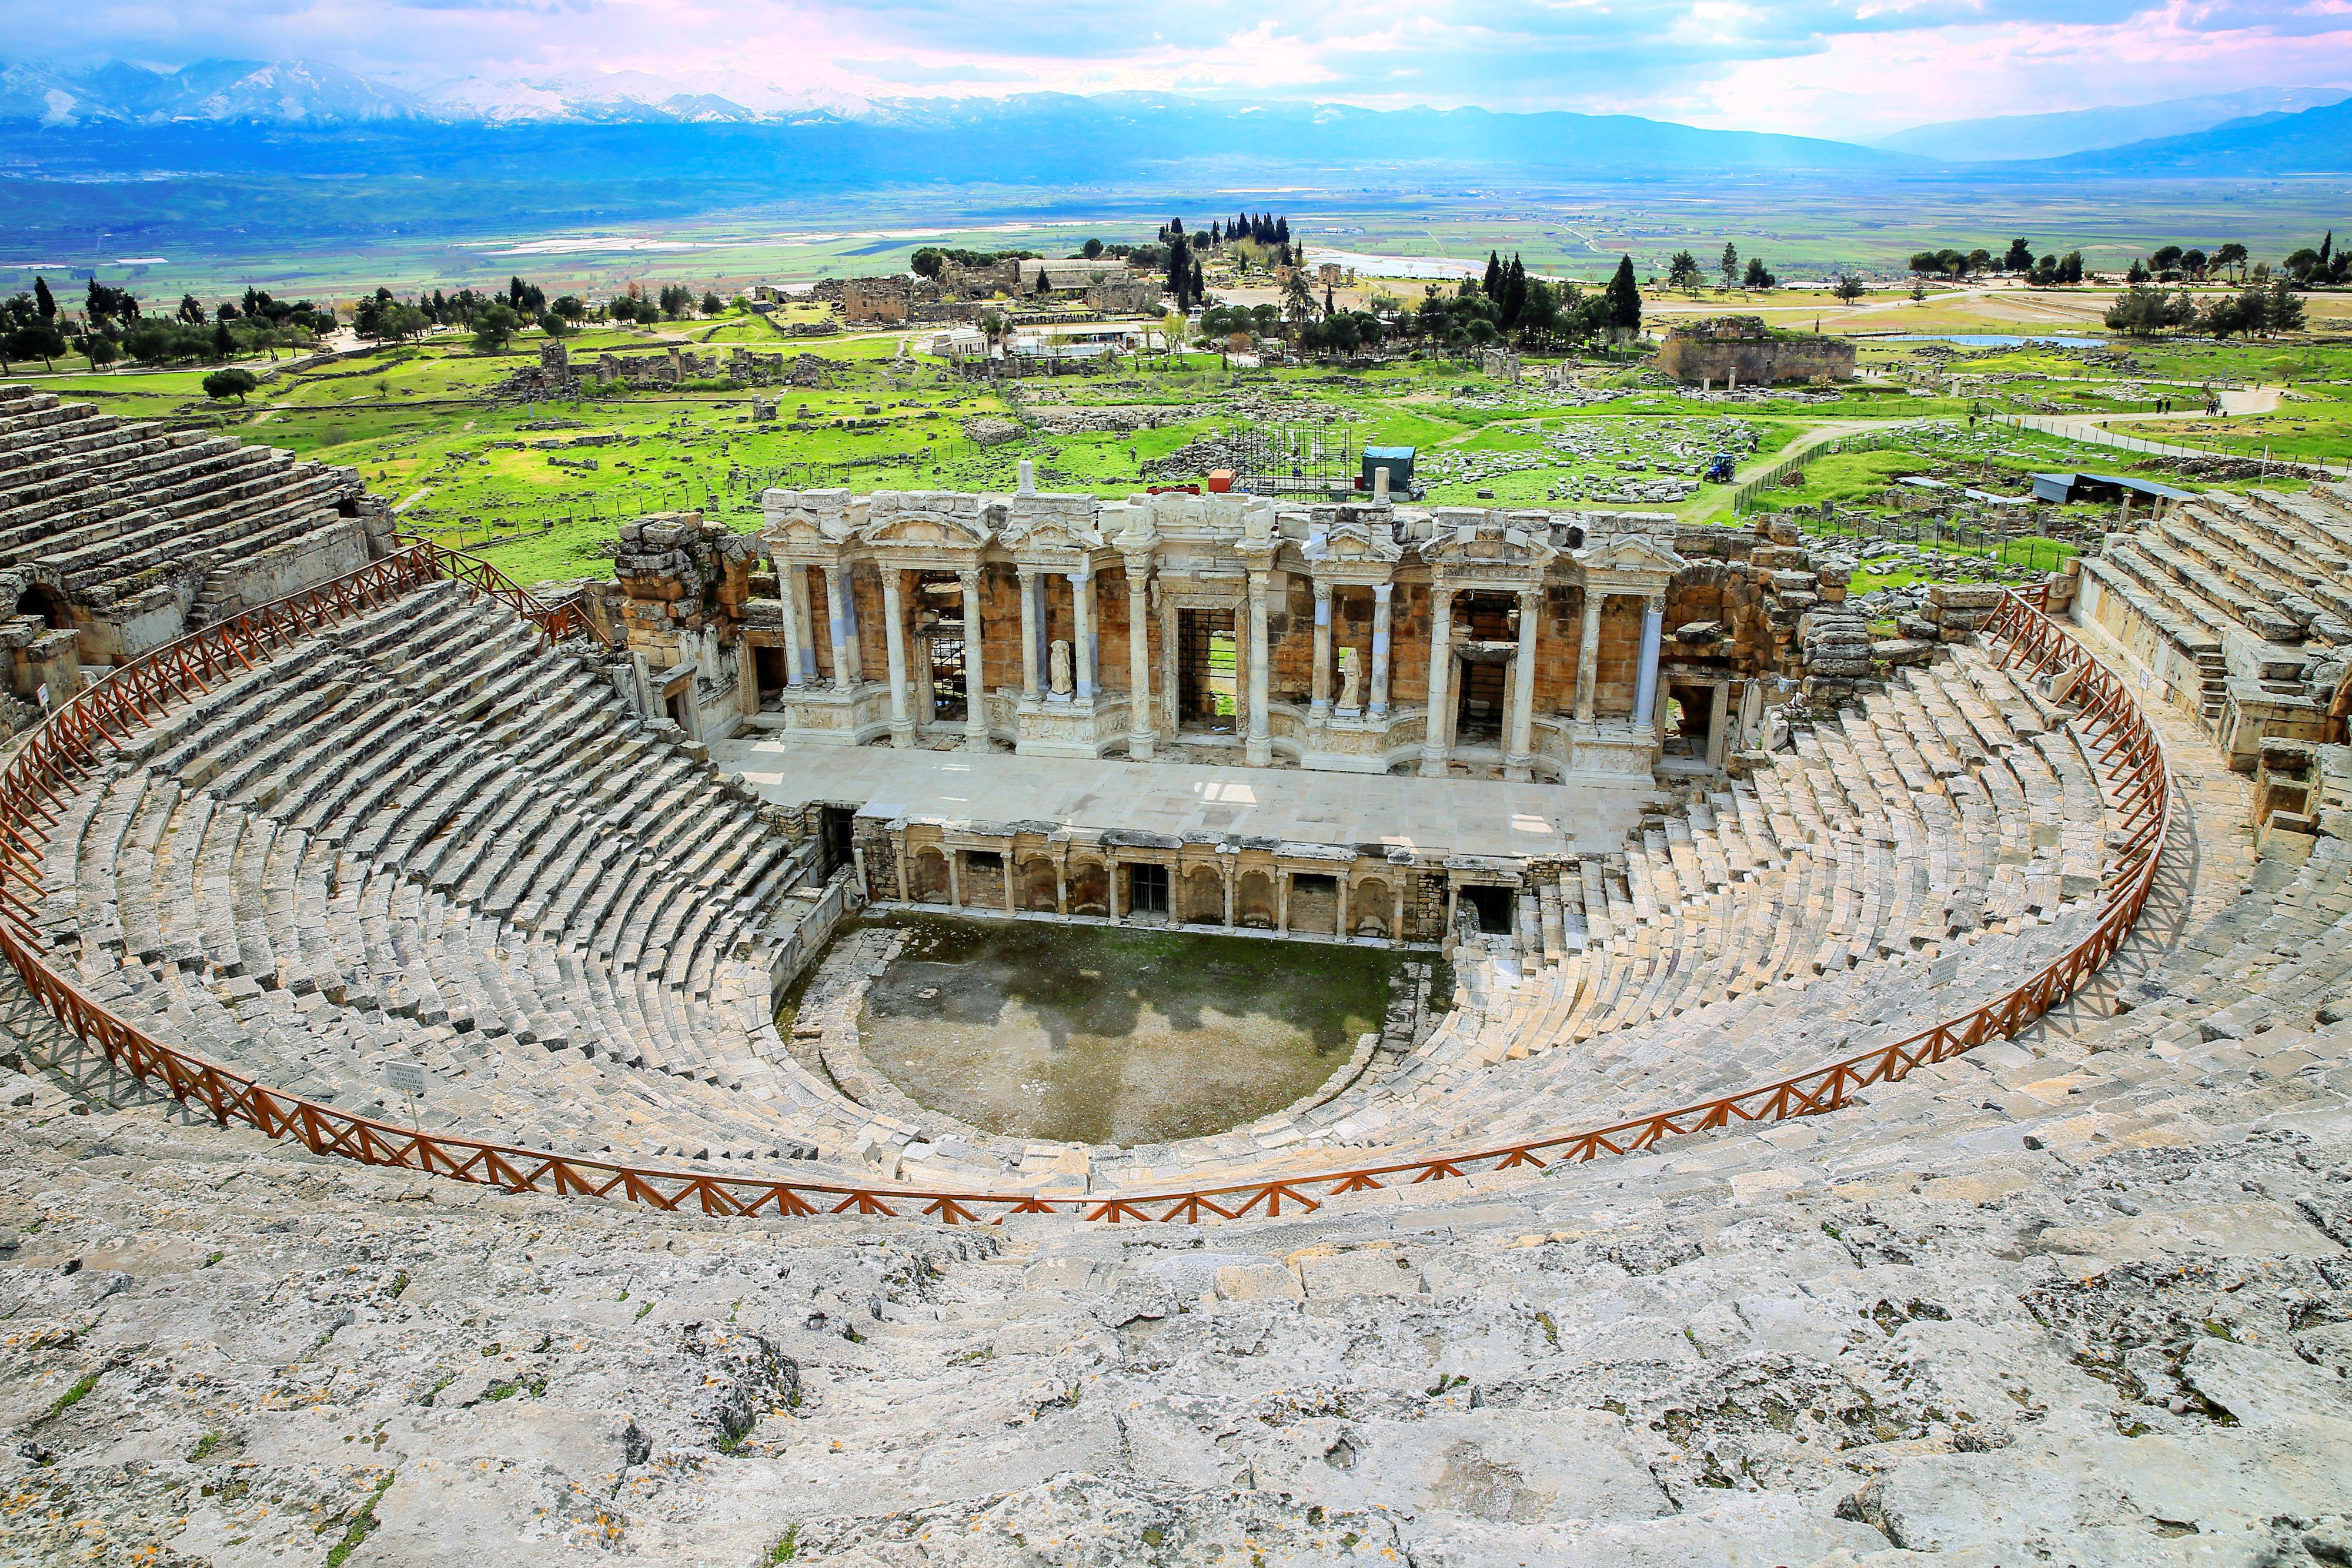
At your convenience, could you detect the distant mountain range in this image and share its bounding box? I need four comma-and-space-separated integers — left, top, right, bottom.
0, 62, 1905, 178
2049, 98, 2352, 175
1869, 85, 2352, 162
4, 58, 2351, 180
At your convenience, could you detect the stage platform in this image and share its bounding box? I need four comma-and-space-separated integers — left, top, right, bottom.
709, 739, 1658, 863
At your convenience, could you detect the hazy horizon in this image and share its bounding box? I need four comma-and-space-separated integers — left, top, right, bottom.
21, 2, 2352, 141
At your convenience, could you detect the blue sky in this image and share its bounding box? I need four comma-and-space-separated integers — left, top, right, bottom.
45, 0, 2352, 136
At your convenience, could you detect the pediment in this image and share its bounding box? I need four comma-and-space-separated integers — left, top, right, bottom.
760, 514, 850, 551
997, 517, 1105, 556
1311, 521, 1404, 566
859, 513, 991, 550
1422, 515, 1558, 572
1576, 535, 1686, 574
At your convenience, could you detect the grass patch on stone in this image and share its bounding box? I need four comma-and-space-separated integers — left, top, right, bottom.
323, 1471, 396, 1566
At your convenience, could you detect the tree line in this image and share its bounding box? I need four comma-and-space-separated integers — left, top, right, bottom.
0, 276, 339, 373
1194, 251, 1643, 358
1663, 242, 1780, 295
2104, 280, 2307, 339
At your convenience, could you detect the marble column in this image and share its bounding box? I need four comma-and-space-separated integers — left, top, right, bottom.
880, 570, 913, 746
824, 564, 854, 693
777, 564, 805, 688
1222, 864, 1236, 927
946, 850, 962, 910
1069, 569, 1096, 700
1335, 870, 1351, 940
793, 566, 820, 684
1369, 582, 1394, 717
892, 829, 910, 903
1003, 852, 1018, 916
1632, 593, 1665, 730
1015, 566, 1041, 701
1708, 680, 1731, 767
1124, 563, 1154, 760
960, 566, 988, 751
1244, 569, 1272, 767
1310, 579, 1334, 718
1108, 858, 1123, 924
1419, 578, 1454, 778
1573, 587, 1603, 723
1505, 586, 1542, 783
1276, 870, 1291, 934
1054, 862, 1067, 915
1391, 881, 1406, 948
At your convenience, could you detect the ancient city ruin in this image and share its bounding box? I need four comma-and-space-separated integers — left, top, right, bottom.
7, 373, 2352, 1563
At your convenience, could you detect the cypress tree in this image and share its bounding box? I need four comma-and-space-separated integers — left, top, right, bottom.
1168, 235, 1192, 309
1504, 255, 1528, 327
33, 277, 55, 319
1275, 216, 1289, 245
1605, 255, 1642, 336
1192, 258, 1206, 302
1484, 250, 1504, 298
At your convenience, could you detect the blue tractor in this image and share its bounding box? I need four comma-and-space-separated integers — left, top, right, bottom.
1703, 452, 1737, 484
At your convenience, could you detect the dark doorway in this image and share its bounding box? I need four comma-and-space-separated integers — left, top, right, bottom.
927, 635, 968, 723
15, 585, 70, 631
1177, 608, 1238, 731
1128, 862, 1170, 915
665, 689, 692, 731
755, 644, 792, 707
819, 805, 856, 878
1665, 683, 1716, 760
1461, 884, 1514, 935
1455, 659, 1506, 744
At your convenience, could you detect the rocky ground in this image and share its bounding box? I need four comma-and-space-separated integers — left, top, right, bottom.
5, 956, 2351, 1568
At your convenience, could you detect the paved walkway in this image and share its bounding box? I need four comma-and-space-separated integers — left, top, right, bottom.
710, 738, 1656, 861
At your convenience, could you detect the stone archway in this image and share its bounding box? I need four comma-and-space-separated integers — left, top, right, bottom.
15, 584, 70, 631
1234, 869, 1277, 930
908, 847, 950, 904
1352, 877, 1392, 938
1066, 858, 1109, 917
1180, 864, 1225, 925
1017, 856, 1058, 913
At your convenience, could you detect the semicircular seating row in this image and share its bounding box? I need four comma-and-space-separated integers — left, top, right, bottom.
36, 577, 2124, 1199
0, 385, 362, 622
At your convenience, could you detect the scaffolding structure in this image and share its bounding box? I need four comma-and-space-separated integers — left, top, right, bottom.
1224, 423, 1362, 499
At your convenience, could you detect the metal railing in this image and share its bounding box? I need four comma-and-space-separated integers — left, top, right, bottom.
0, 571, 2170, 1225
1729, 425, 1932, 513
1991, 413, 2352, 481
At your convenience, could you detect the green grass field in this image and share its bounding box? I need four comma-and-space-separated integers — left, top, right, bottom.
9, 285, 2347, 590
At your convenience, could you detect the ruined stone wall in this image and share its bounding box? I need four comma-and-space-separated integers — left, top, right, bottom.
610, 513, 759, 664
1387, 582, 1435, 708
1593, 596, 1644, 716
1529, 584, 1584, 716
841, 280, 911, 325
1654, 326, 1855, 386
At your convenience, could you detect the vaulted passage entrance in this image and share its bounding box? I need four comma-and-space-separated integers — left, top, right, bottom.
1177, 608, 1238, 733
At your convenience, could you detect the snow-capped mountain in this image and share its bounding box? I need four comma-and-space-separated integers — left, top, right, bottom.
0, 58, 425, 125
416, 68, 872, 124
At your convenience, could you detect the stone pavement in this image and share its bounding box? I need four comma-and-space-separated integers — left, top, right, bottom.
711, 738, 1656, 860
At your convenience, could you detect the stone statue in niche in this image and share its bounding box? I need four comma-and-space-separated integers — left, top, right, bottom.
1336, 646, 1362, 714
1049, 638, 1073, 697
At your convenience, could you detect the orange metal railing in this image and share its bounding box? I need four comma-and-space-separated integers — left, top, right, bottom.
0, 565, 2169, 1225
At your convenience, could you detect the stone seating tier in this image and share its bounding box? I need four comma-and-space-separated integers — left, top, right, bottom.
30, 577, 2141, 1200
0, 384, 370, 630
